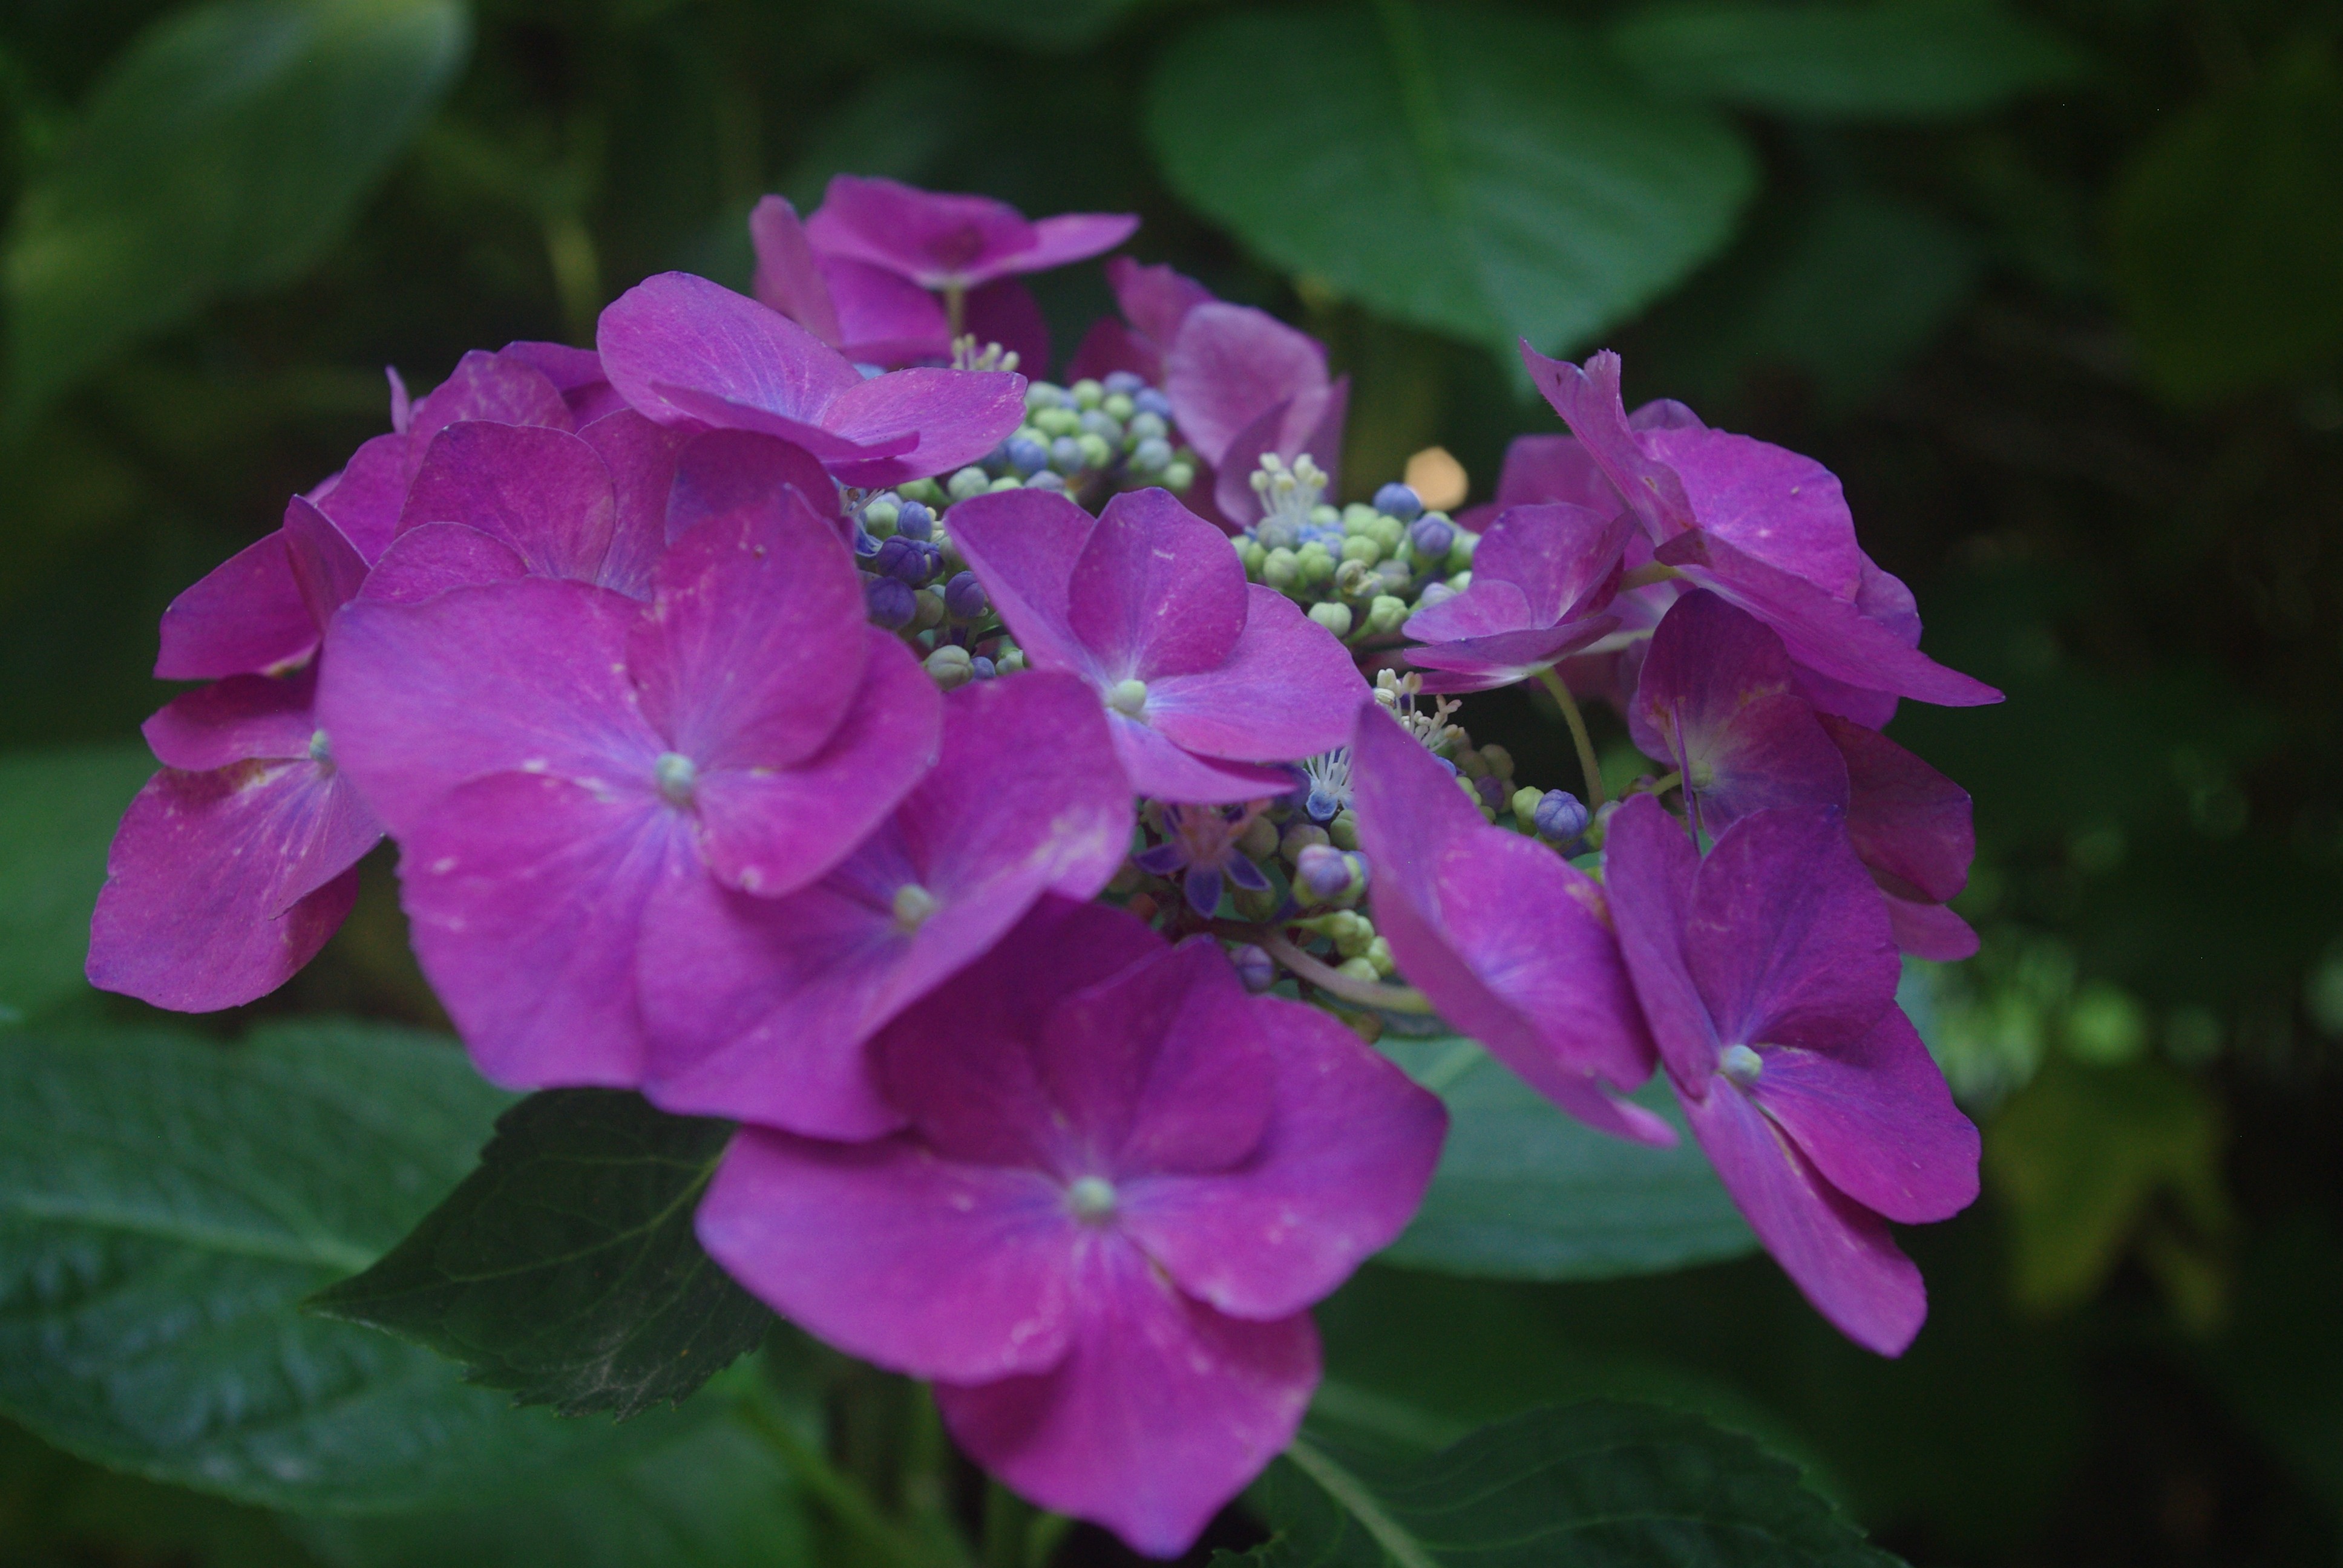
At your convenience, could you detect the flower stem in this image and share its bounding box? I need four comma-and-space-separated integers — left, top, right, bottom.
735, 1397, 948, 1568
944, 283, 966, 339
1535, 665, 1607, 811
982, 1481, 1033, 1568
1234, 924, 1436, 1016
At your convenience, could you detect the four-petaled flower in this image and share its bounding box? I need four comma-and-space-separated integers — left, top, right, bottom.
1136, 801, 1273, 918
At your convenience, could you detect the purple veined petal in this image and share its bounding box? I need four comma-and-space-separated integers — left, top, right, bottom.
1639, 425, 1864, 601
1403, 618, 1622, 690
1067, 488, 1249, 682
666, 428, 844, 551
359, 524, 529, 605
577, 408, 695, 593
628, 487, 867, 772
1164, 302, 1329, 468
1107, 255, 1214, 351
1037, 937, 1274, 1178
154, 532, 316, 681
499, 339, 611, 397
691, 630, 942, 897
965, 279, 1051, 373
597, 272, 864, 432
946, 488, 1101, 675
318, 578, 659, 837
1016, 212, 1142, 276
396, 422, 618, 584
1685, 808, 1900, 1053
310, 432, 411, 563
749, 195, 844, 347
281, 497, 369, 630
1682, 691, 1850, 837
1456, 433, 1625, 532
387, 364, 411, 433
819, 367, 1028, 489
1066, 318, 1161, 387
143, 668, 318, 772
644, 382, 903, 462
1119, 995, 1445, 1320
87, 762, 373, 1010
1351, 706, 1673, 1147
1209, 377, 1349, 529
821, 256, 952, 366
1104, 716, 1296, 805
701, 1126, 1084, 1381
879, 897, 1168, 1169
936, 1242, 1318, 1561
805, 175, 1037, 290
1792, 662, 1901, 731
1677, 1076, 1927, 1356
1749, 1007, 1979, 1226
1884, 892, 1978, 961
1464, 504, 1629, 627
1518, 345, 1695, 542
407, 348, 573, 442
1406, 575, 1539, 644
1657, 531, 2002, 708
1141, 587, 1369, 765
1600, 795, 1719, 1086
1818, 712, 1972, 904
1627, 588, 1799, 757
399, 770, 693, 1089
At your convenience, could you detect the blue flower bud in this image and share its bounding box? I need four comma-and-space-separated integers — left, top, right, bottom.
1103, 370, 1145, 394
1255, 514, 1302, 552
970, 655, 996, 679
1475, 774, 1508, 811
851, 525, 882, 560
1078, 409, 1121, 442
1049, 435, 1086, 475
873, 536, 926, 584
1407, 514, 1455, 561
895, 500, 934, 541
1296, 844, 1368, 902
1132, 437, 1173, 472
944, 570, 989, 621
1004, 435, 1049, 476
1024, 382, 1065, 411
1026, 470, 1067, 492
865, 575, 916, 629
1134, 387, 1172, 419
948, 466, 991, 501
1374, 482, 1423, 521
1229, 943, 1276, 994
1534, 789, 1590, 844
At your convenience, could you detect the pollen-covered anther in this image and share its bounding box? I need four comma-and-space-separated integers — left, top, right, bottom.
654, 751, 699, 808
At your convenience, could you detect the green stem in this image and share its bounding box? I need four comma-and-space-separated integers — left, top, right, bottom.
1025, 1512, 1073, 1568
1285, 1436, 1439, 1568
1235, 924, 1436, 1016
982, 1482, 1034, 1568
944, 282, 966, 339
735, 1399, 939, 1568
1535, 665, 1607, 811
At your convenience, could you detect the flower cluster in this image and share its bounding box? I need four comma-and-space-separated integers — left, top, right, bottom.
90, 175, 1999, 1553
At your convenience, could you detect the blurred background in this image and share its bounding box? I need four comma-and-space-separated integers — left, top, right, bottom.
1, 0, 2338, 1563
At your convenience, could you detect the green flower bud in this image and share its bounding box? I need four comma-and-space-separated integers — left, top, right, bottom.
948, 467, 991, 501
1163, 461, 1195, 491
1334, 559, 1374, 598
1511, 785, 1544, 829
1444, 529, 1478, 573
1337, 955, 1380, 983
1129, 410, 1168, 442
1070, 378, 1105, 410
1281, 821, 1331, 865
899, 477, 945, 507
1480, 743, 1515, 783
994, 646, 1026, 674
1309, 601, 1353, 639
1342, 503, 1378, 532
1262, 547, 1300, 589
1239, 813, 1280, 860
1329, 806, 1359, 851
1458, 747, 1489, 780
1447, 569, 1473, 593
1296, 542, 1335, 585
1366, 936, 1395, 978
862, 497, 900, 538
912, 588, 947, 632
1365, 595, 1408, 635
1340, 535, 1382, 567
1237, 538, 1267, 576
925, 643, 975, 689
1102, 391, 1136, 422
1076, 432, 1113, 469
1024, 382, 1065, 411
1035, 406, 1080, 437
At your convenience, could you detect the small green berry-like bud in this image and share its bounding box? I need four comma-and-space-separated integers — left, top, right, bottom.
1237, 538, 1267, 576
1445, 529, 1478, 573
1480, 743, 1515, 783
1309, 601, 1353, 639
1366, 935, 1395, 978
1070, 378, 1105, 410
862, 497, 901, 537
1337, 955, 1380, 983
948, 466, 991, 501
1329, 806, 1359, 851
987, 474, 1024, 492
1035, 406, 1080, 437
994, 645, 1026, 674
1281, 821, 1331, 865
1239, 812, 1280, 860
899, 477, 945, 507
1076, 432, 1113, 469
1102, 391, 1135, 422
1458, 747, 1489, 780
1334, 559, 1374, 598
1105, 678, 1149, 717
1366, 514, 1405, 552
925, 643, 975, 690
1262, 547, 1300, 589
1163, 461, 1195, 491
1511, 786, 1544, 828
912, 587, 946, 632
1296, 543, 1335, 585
1342, 503, 1378, 532
1024, 381, 1065, 411
1340, 535, 1382, 567
1365, 595, 1408, 636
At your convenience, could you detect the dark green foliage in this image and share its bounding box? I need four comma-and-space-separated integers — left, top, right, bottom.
0, 743, 155, 1023
312, 1089, 776, 1419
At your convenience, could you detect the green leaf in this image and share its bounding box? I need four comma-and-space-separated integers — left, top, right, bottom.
0, 1019, 705, 1512
2109, 44, 2343, 403
1609, 0, 2085, 121
860, 0, 1141, 53
0, 744, 154, 1025
310, 1089, 775, 1419
1254, 1402, 1904, 1567
1375, 1037, 1755, 1280
1144, 2, 1755, 358
4, 0, 471, 414
290, 1403, 811, 1568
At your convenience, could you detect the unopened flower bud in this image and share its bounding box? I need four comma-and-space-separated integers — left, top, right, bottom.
1295, 843, 1349, 900
925, 643, 975, 689
1365, 595, 1408, 636
1281, 821, 1331, 865
1415, 581, 1458, 612
1004, 435, 1049, 475
1134, 387, 1172, 419
873, 535, 925, 584
912, 587, 946, 632
995, 645, 1026, 674
1337, 955, 1380, 984
1070, 378, 1104, 410
1025, 382, 1065, 411
1365, 935, 1394, 977
866, 575, 916, 630
1102, 391, 1136, 422
944, 570, 989, 621
1588, 798, 1620, 848
1261, 547, 1300, 589
1164, 461, 1195, 491
1036, 406, 1080, 437
1480, 744, 1514, 783
1374, 482, 1423, 521
1444, 528, 1476, 573
1049, 436, 1086, 474
862, 496, 901, 538
1229, 943, 1276, 994
1076, 432, 1113, 469
1132, 436, 1173, 472
1308, 601, 1352, 639
899, 478, 944, 508
989, 475, 1024, 492
895, 500, 936, 541
1340, 535, 1381, 568
1511, 786, 1544, 831
1475, 774, 1508, 812
1407, 514, 1454, 561
1334, 558, 1374, 598
1329, 807, 1359, 851
1103, 370, 1144, 394
1026, 470, 1067, 492
948, 466, 991, 501
1239, 813, 1280, 860
970, 655, 996, 679
1129, 411, 1168, 442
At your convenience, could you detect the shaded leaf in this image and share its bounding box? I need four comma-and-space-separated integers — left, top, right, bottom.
0, 743, 154, 1024
1610, 0, 2085, 120
311, 1089, 775, 1419
1145, 2, 1755, 356
1375, 1037, 1756, 1280
0, 1019, 704, 1512
861, 0, 1141, 53
4, 0, 471, 413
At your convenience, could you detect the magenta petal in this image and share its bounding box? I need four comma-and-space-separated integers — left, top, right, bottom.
749, 195, 843, 347
820, 367, 1028, 489
399, 771, 690, 1088
1686, 808, 1899, 1052
1465, 504, 1627, 626
666, 428, 841, 547
1657, 531, 2002, 708
1164, 302, 1329, 468
154, 532, 316, 681
143, 668, 318, 772
806, 176, 1035, 289
822, 256, 951, 365
359, 524, 529, 604
397, 422, 617, 583
1751, 1008, 1979, 1226
319, 579, 655, 837
1640, 425, 1864, 599
1067, 318, 1160, 387
1628, 587, 1798, 755
1068, 488, 1248, 680
1142, 587, 1367, 765
1210, 381, 1349, 529
1108, 255, 1214, 351
965, 279, 1052, 373
1119, 996, 1444, 1319
1518, 345, 1695, 540
1490, 433, 1625, 516
936, 1244, 1317, 1560
281, 497, 369, 629
946, 488, 1100, 674
598, 272, 863, 431
1886, 893, 1978, 961
407, 348, 572, 442
631, 484, 865, 771
1819, 712, 1971, 903
1018, 212, 1142, 274
1680, 1079, 1927, 1356
1601, 796, 1719, 1085
692, 631, 942, 897
87, 763, 372, 1010
699, 1128, 1081, 1382
310, 432, 412, 563
577, 409, 693, 593
1106, 716, 1296, 804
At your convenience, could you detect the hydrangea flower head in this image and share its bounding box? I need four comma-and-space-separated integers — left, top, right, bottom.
802, 175, 1137, 294
697, 897, 1444, 1557
949, 485, 1368, 802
